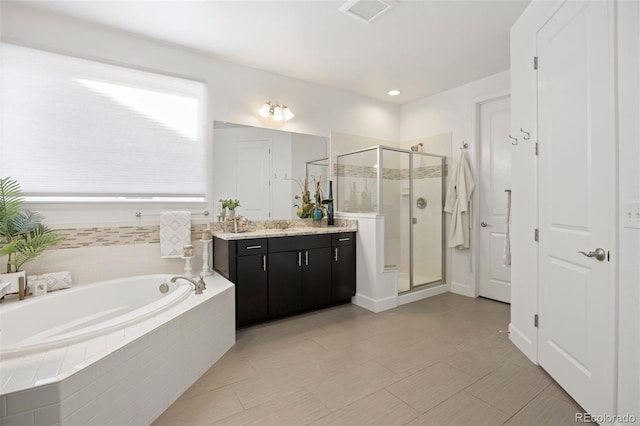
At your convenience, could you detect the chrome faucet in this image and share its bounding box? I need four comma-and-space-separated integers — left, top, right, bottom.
170, 275, 206, 295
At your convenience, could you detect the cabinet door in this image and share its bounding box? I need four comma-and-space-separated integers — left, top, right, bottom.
236, 254, 268, 327
332, 239, 356, 302
268, 251, 303, 316
302, 247, 332, 309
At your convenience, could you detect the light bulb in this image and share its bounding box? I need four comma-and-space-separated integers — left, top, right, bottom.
258, 102, 271, 118
283, 106, 295, 121
272, 105, 284, 121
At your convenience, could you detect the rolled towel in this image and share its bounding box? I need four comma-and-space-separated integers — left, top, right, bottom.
27, 271, 73, 292
160, 211, 192, 258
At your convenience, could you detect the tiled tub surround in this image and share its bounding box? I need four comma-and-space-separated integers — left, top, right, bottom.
0, 274, 235, 425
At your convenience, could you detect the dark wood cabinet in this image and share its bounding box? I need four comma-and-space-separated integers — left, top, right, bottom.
269, 234, 332, 313
331, 233, 356, 303
302, 247, 332, 309
213, 232, 356, 327
236, 254, 268, 327
268, 250, 303, 316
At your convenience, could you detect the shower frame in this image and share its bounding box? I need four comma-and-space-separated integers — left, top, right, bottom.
336, 145, 446, 293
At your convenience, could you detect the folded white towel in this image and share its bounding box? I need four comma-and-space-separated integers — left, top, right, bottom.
27, 271, 73, 292
160, 211, 192, 258
503, 191, 512, 266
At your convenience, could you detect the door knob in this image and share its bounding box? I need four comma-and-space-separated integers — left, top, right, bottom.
578, 248, 606, 261
480, 222, 488, 227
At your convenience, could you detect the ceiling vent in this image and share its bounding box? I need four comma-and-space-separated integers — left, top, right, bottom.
339, 0, 396, 24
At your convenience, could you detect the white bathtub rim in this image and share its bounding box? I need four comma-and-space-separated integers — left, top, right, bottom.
0, 273, 179, 313
0, 273, 235, 396
0, 281, 192, 359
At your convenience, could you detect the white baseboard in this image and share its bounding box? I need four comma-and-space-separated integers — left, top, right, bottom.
450, 281, 475, 298
398, 283, 448, 305
352, 293, 398, 313
509, 322, 537, 364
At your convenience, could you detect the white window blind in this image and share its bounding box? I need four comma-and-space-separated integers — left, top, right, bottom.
0, 44, 207, 201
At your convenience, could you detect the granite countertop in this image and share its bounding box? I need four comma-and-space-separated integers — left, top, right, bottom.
212, 219, 357, 241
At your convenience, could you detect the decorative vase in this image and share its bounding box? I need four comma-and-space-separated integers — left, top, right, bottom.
312, 207, 323, 221
228, 208, 236, 218
327, 180, 335, 226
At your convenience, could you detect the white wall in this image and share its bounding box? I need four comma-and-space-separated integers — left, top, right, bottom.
399, 71, 511, 296
1, 2, 400, 226
616, 0, 640, 418
0, 3, 399, 284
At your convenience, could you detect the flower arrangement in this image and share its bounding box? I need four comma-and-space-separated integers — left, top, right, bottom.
294, 176, 332, 220
220, 199, 241, 210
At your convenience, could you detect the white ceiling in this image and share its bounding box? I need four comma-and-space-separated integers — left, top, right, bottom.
17, 0, 529, 104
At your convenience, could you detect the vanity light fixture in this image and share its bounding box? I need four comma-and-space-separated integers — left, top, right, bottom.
258, 101, 295, 121
388, 89, 400, 96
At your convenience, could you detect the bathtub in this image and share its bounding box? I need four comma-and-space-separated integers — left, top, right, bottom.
0, 274, 192, 358
0, 273, 235, 425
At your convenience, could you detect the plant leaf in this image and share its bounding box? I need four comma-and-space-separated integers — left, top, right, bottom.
0, 177, 24, 240
9, 227, 64, 271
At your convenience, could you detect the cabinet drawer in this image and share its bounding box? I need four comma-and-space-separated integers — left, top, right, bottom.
331, 232, 355, 247
237, 239, 268, 256
269, 234, 331, 253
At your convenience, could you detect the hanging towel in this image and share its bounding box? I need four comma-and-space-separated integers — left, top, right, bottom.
160, 211, 192, 258
444, 151, 475, 249
503, 191, 512, 266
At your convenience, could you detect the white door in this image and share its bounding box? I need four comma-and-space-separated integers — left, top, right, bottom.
478, 96, 512, 303
236, 140, 272, 220
537, 0, 615, 415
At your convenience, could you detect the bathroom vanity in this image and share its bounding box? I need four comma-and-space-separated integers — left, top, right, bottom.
213, 226, 356, 327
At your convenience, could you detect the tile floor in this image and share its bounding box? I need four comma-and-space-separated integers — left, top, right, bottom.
154, 293, 589, 425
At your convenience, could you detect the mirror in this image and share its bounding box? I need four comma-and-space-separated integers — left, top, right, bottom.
213, 121, 328, 220
305, 157, 329, 199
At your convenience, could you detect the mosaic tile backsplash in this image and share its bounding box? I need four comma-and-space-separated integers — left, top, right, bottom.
334, 164, 443, 179
38, 219, 355, 250
50, 224, 212, 250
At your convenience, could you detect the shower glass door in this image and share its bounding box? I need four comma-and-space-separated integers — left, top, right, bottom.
411, 153, 445, 288
381, 149, 411, 292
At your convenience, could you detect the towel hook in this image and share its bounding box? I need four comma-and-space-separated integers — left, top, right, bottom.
460, 141, 469, 149
520, 128, 530, 140
508, 135, 518, 145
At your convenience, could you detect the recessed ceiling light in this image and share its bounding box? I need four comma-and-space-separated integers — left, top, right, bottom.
388, 89, 400, 96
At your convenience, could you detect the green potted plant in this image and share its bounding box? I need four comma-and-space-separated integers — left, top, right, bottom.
221, 199, 241, 217
0, 177, 63, 293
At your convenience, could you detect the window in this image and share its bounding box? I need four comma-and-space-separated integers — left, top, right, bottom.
0, 44, 207, 202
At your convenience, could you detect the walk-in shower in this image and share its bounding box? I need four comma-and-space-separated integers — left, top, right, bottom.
336, 146, 445, 293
